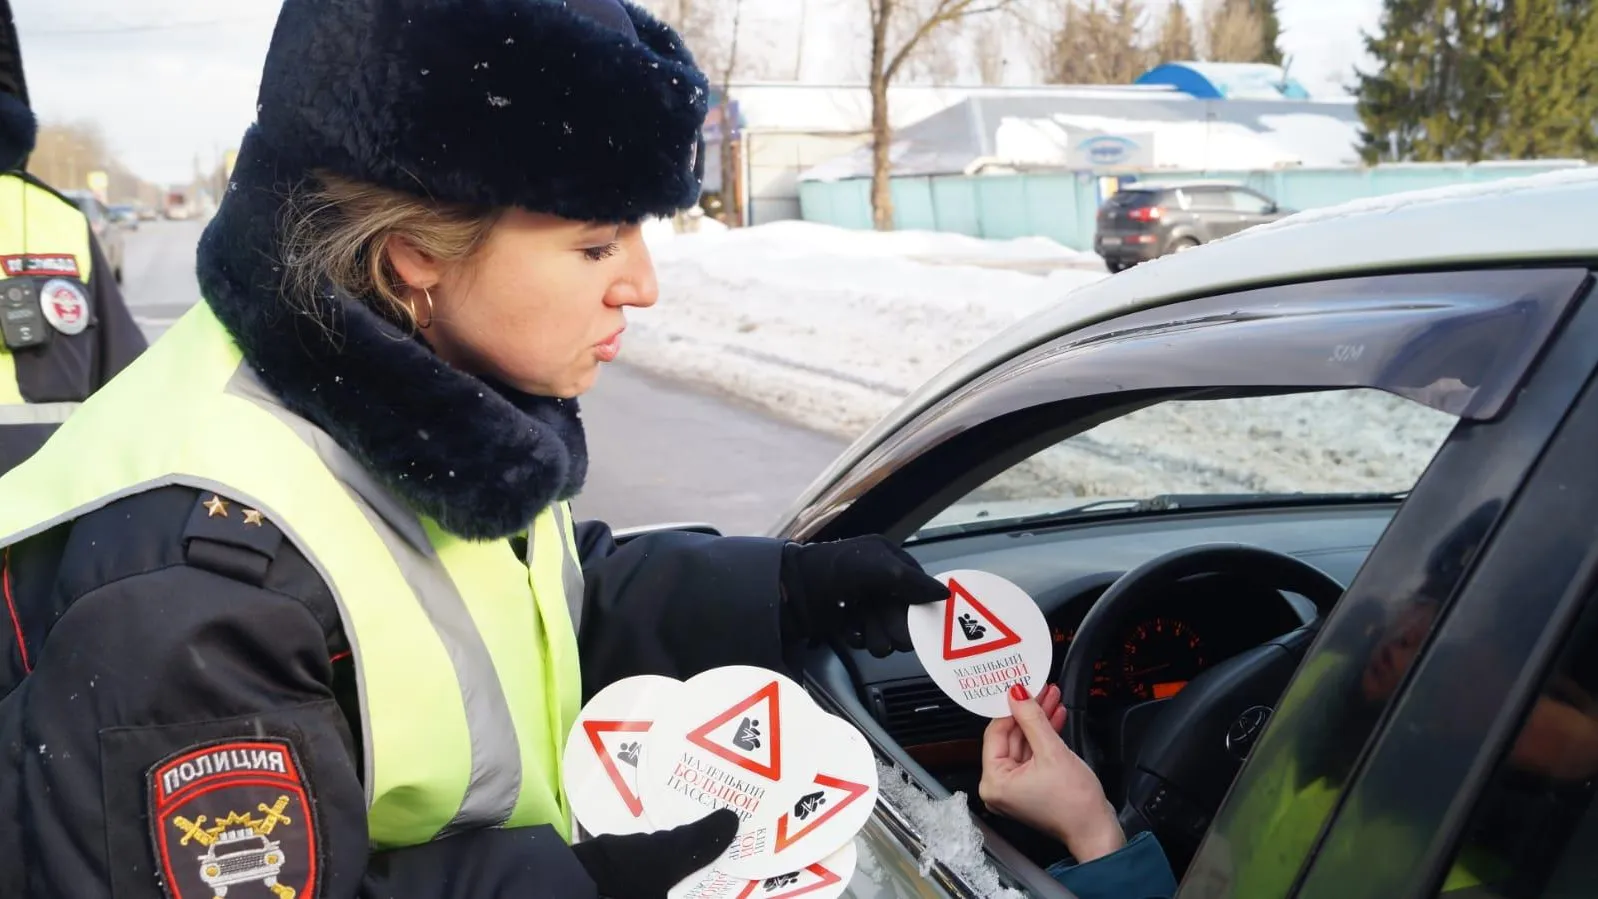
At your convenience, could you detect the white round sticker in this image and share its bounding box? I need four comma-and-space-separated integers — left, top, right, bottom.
717, 712, 876, 879
562, 675, 682, 836
669, 838, 858, 899
639, 666, 821, 875
39, 279, 89, 336
906, 569, 1054, 718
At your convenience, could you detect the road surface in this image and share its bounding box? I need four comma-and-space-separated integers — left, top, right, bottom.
117, 219, 846, 534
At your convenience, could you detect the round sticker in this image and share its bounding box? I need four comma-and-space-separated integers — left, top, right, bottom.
906, 569, 1053, 718
717, 711, 876, 879
669, 838, 858, 899
639, 666, 822, 876
39, 279, 89, 335
562, 675, 682, 836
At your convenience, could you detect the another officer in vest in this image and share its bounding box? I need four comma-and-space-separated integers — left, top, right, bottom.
0, 3, 147, 472
0, 2, 947, 898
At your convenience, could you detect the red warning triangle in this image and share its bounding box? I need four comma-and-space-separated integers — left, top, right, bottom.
773, 773, 871, 852
583, 720, 650, 818
685, 681, 783, 780
733, 861, 845, 899
942, 578, 1022, 660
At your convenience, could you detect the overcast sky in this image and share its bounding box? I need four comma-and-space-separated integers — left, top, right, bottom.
11, 0, 1382, 186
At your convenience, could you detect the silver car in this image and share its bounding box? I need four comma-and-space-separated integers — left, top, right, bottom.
625, 169, 1598, 898
196, 830, 288, 897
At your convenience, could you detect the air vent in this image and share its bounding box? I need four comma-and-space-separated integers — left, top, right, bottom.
871, 679, 986, 746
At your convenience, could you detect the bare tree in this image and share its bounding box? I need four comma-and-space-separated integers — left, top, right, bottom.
27, 120, 158, 204
1200, 0, 1263, 63
1046, 1, 1151, 85
718, 0, 745, 227
972, 16, 1010, 84
1151, 0, 1196, 63
867, 0, 1016, 230
645, 0, 758, 225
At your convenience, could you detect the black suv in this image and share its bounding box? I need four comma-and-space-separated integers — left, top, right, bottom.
1094, 182, 1291, 272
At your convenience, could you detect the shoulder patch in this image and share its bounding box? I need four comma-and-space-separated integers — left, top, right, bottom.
148, 739, 319, 899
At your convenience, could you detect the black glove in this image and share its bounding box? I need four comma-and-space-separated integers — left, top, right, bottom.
780, 534, 949, 658
571, 809, 739, 899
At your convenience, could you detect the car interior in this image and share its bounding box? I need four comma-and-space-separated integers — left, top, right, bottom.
794, 386, 1431, 886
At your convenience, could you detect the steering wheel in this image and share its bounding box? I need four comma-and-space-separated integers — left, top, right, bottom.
1055, 544, 1344, 867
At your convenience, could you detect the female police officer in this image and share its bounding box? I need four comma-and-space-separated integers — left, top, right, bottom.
0, 2, 947, 897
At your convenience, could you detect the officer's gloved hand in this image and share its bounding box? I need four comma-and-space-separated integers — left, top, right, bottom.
781, 535, 949, 658
571, 809, 739, 899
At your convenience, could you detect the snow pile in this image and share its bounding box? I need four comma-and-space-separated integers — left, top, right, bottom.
939, 391, 1459, 526
629, 221, 1108, 437
874, 762, 1028, 899
630, 220, 1461, 511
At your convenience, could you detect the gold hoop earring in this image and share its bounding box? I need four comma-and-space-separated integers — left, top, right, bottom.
410, 287, 435, 329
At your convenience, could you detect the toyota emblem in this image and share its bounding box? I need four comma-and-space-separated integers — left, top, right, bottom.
1225, 706, 1273, 760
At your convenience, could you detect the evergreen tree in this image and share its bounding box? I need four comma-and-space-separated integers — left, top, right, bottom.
1358, 0, 1598, 163
1487, 0, 1598, 159
1152, 0, 1198, 63
1357, 0, 1473, 162
1249, 0, 1283, 64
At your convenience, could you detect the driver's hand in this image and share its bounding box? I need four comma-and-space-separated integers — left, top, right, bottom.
979, 684, 1125, 864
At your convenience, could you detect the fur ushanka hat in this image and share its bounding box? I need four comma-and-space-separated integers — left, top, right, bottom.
248, 0, 708, 222
193, 0, 712, 541
0, 0, 36, 172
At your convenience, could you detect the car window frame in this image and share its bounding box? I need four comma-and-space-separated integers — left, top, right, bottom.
1226, 189, 1275, 215
1177, 276, 1598, 899
1186, 187, 1232, 210
804, 267, 1589, 547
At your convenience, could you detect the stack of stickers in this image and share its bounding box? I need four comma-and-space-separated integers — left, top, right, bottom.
563, 666, 876, 899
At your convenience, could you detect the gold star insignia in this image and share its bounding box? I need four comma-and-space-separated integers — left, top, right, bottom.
242, 509, 265, 527
203, 495, 229, 518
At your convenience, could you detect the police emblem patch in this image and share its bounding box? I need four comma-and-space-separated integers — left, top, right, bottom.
148, 739, 318, 899
39, 279, 89, 335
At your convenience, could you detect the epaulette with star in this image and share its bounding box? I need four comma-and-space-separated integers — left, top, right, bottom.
181, 491, 286, 586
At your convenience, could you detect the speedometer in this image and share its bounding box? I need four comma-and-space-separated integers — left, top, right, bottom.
1120, 617, 1206, 702
1056, 625, 1118, 700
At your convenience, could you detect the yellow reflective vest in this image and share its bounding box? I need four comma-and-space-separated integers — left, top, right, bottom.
0, 171, 93, 413
0, 300, 585, 848
1200, 652, 1498, 896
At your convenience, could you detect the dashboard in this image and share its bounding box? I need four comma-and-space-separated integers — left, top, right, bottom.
836, 504, 1398, 759
1052, 574, 1305, 707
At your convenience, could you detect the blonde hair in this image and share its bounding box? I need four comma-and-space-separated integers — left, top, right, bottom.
281, 171, 502, 327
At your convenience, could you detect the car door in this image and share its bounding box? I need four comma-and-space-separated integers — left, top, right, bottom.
1181, 270, 1598, 898
1224, 189, 1279, 232
1179, 187, 1243, 240
771, 265, 1593, 899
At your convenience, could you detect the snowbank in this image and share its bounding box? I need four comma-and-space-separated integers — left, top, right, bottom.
628, 221, 1107, 437
628, 220, 1459, 510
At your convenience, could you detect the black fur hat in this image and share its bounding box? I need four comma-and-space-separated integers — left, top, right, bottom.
252, 0, 709, 222
0, 0, 35, 172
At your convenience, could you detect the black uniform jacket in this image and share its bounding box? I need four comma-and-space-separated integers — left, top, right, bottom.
0, 172, 148, 473
0, 174, 793, 899
0, 484, 788, 899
